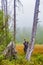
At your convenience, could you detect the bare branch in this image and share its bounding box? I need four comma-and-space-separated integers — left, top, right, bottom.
17, 0, 23, 7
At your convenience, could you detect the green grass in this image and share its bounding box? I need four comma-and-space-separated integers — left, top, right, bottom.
0, 43, 43, 65
0, 53, 43, 65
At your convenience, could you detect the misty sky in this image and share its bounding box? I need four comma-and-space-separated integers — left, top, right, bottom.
16, 0, 43, 28
0, 0, 43, 29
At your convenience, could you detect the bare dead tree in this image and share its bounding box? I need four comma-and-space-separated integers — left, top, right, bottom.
5, 0, 8, 43
1, 0, 8, 44
14, 0, 23, 43
1, 0, 5, 22
14, 0, 16, 43
26, 0, 40, 61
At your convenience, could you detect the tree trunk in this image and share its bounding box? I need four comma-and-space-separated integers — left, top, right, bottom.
14, 0, 16, 43
1, 0, 8, 44
3, 41, 17, 58
26, 0, 40, 61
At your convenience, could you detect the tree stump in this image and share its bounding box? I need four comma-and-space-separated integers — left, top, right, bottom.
3, 41, 17, 59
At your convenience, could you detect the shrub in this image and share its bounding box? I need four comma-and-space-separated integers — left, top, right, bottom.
0, 54, 4, 61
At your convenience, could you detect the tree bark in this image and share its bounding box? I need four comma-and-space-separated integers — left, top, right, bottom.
14, 0, 16, 43
3, 41, 17, 58
26, 0, 40, 61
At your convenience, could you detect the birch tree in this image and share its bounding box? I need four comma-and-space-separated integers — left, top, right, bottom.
26, 0, 40, 60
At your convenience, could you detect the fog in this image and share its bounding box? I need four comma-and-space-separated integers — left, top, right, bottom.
0, 0, 43, 29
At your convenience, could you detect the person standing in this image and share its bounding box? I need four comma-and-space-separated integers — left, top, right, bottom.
23, 39, 29, 53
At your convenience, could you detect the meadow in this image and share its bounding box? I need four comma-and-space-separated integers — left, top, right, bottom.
16, 44, 43, 55
0, 44, 43, 65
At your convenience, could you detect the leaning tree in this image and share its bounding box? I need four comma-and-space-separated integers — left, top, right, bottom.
26, 0, 40, 60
